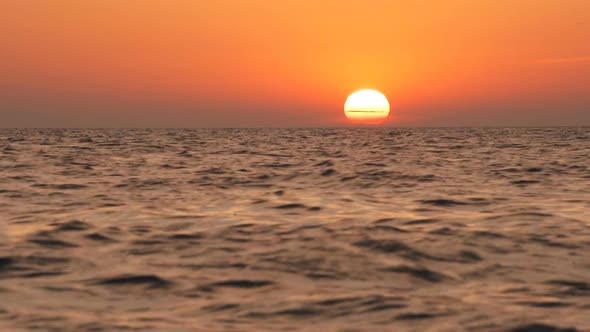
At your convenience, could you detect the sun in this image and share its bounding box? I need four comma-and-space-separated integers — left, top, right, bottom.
344, 89, 390, 124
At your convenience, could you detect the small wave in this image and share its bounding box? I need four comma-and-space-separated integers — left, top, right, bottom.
210, 279, 274, 289
94, 274, 172, 289
418, 199, 468, 206
509, 324, 581, 332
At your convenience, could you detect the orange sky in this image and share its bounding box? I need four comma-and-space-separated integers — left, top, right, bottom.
1, 0, 589, 127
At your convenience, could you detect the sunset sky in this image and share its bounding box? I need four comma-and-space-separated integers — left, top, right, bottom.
1, 0, 589, 127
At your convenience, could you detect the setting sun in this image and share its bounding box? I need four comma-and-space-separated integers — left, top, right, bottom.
344, 89, 390, 124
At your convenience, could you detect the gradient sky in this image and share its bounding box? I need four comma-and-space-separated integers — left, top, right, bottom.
1, 0, 589, 127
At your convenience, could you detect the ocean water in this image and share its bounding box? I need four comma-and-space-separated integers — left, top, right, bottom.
0, 128, 589, 332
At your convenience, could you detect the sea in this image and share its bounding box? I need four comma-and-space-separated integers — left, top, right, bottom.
0, 128, 589, 332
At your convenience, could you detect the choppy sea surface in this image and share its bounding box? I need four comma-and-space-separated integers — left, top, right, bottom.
0, 128, 589, 332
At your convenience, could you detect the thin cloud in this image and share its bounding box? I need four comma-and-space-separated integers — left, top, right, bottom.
535, 56, 590, 64
346, 110, 387, 113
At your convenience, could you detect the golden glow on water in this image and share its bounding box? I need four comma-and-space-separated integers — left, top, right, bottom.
344, 90, 390, 124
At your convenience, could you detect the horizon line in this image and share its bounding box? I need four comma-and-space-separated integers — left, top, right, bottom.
1, 125, 589, 130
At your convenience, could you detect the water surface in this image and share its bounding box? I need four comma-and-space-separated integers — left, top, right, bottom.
1, 128, 589, 331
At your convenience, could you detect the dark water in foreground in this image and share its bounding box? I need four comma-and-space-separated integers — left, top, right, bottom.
0, 128, 589, 332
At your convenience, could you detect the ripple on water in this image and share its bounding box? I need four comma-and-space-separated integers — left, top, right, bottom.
94, 275, 172, 289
